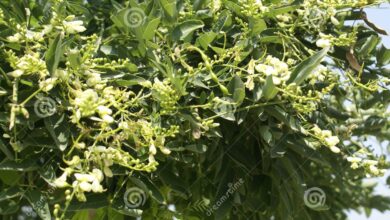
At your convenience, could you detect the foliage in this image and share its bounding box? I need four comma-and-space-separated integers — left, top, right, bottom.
0, 0, 390, 219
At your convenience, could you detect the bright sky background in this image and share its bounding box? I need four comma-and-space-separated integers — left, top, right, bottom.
346, 3, 390, 220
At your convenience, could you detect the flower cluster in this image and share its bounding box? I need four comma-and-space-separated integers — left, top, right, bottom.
311, 125, 341, 153
347, 156, 386, 176
152, 78, 180, 114
255, 56, 291, 85
53, 168, 105, 202
6, 51, 48, 78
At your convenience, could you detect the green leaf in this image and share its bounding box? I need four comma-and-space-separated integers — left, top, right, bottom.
142, 17, 161, 40
212, 10, 231, 32
0, 186, 22, 202
159, 166, 189, 199
0, 138, 14, 160
197, 32, 217, 50
266, 5, 299, 17
113, 75, 146, 87
186, 144, 208, 153
287, 48, 328, 85
68, 193, 109, 211
45, 33, 63, 75
25, 190, 51, 220
0, 158, 38, 171
0, 170, 21, 185
71, 210, 90, 220
44, 113, 70, 151
108, 208, 124, 220
0, 200, 19, 215
228, 75, 245, 105
172, 20, 204, 41
259, 35, 283, 44
249, 17, 267, 36
262, 75, 278, 100
376, 44, 390, 66
159, 0, 176, 18
138, 175, 166, 204
223, 0, 244, 16
358, 35, 379, 57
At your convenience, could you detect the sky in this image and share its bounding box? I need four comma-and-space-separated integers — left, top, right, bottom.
346, 3, 390, 220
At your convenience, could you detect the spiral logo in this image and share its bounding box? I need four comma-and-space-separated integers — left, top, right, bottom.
123, 187, 147, 208
34, 97, 57, 118
304, 187, 326, 210
123, 7, 145, 28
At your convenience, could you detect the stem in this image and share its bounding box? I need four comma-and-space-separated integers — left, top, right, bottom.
20, 88, 43, 106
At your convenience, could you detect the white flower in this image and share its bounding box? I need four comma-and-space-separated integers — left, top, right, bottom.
39, 77, 58, 92
363, 160, 378, 166
272, 76, 282, 85
330, 146, 341, 154
53, 172, 69, 188
331, 16, 340, 26
102, 115, 114, 124
255, 64, 268, 73
312, 125, 322, 135
369, 165, 379, 175
74, 89, 98, 106
74, 89, 99, 117
275, 62, 288, 72
265, 66, 277, 76
351, 163, 359, 169
119, 122, 130, 130
321, 130, 332, 138
97, 106, 112, 116
149, 144, 157, 155
65, 155, 81, 166
148, 154, 156, 163
316, 39, 331, 48
103, 166, 113, 177
8, 69, 24, 78
74, 173, 95, 182
75, 142, 86, 149
87, 73, 102, 86
79, 181, 92, 192
92, 168, 104, 182
63, 20, 86, 34
347, 157, 362, 163
7, 33, 22, 42
42, 25, 53, 35
325, 136, 339, 147
91, 180, 104, 193
160, 147, 171, 155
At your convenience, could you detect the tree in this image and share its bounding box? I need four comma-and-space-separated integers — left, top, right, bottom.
0, 0, 389, 219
